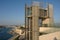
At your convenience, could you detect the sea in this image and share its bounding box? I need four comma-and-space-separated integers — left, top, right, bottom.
0, 26, 13, 40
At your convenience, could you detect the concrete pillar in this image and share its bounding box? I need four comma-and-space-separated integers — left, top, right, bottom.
48, 4, 54, 26
32, 2, 39, 40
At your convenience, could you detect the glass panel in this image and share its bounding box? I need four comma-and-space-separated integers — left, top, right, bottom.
38, 19, 42, 27
27, 8, 32, 15
39, 9, 47, 17
44, 10, 47, 16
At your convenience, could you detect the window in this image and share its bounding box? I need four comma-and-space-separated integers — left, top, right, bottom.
44, 10, 47, 16
38, 19, 42, 27
39, 9, 47, 17
27, 8, 32, 15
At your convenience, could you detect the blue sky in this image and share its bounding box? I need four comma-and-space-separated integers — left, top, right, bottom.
0, 0, 60, 25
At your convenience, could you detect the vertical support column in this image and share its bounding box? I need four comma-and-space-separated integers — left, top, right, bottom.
32, 2, 39, 40
28, 18, 31, 40
48, 4, 54, 26
25, 4, 28, 40
25, 4, 32, 40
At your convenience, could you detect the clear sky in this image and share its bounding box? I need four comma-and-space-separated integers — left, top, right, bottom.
0, 0, 60, 25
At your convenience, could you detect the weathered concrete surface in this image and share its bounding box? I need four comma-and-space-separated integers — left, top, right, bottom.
39, 31, 60, 40
39, 27, 60, 33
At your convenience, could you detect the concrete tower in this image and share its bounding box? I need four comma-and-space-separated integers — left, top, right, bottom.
25, 1, 54, 40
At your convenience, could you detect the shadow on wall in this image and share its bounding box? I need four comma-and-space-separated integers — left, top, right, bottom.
53, 37, 57, 40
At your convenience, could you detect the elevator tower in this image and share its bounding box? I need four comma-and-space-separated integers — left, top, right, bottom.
25, 1, 54, 40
